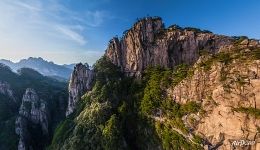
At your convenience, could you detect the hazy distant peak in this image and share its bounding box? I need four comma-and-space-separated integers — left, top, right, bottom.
0, 57, 73, 79
0, 63, 12, 70
0, 59, 13, 63
21, 57, 46, 63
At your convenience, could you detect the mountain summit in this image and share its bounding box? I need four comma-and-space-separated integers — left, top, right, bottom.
105, 17, 242, 76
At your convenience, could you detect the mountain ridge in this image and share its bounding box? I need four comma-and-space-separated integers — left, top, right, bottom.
105, 17, 260, 77
0, 57, 74, 79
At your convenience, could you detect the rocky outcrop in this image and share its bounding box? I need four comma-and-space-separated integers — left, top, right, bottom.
167, 48, 260, 149
105, 17, 260, 149
105, 17, 233, 76
0, 81, 16, 102
66, 63, 94, 116
16, 88, 49, 150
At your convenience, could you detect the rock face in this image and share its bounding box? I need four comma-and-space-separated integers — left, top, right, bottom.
105, 17, 233, 76
66, 63, 94, 116
15, 88, 49, 150
0, 81, 16, 101
104, 17, 260, 149
166, 46, 260, 149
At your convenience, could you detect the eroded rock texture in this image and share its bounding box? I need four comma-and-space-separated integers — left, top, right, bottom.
167, 47, 260, 149
0, 81, 16, 102
105, 17, 233, 76
15, 88, 48, 150
66, 63, 94, 116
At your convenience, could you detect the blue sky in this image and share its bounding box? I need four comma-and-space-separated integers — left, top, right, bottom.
0, 0, 259, 64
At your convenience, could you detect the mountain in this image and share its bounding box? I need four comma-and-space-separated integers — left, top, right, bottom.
1, 17, 260, 150
0, 57, 73, 80
0, 64, 68, 150
105, 17, 235, 76
49, 17, 260, 150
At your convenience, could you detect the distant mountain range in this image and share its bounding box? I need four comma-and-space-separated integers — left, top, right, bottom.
0, 57, 75, 79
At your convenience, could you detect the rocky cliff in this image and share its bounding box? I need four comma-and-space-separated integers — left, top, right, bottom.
0, 81, 16, 102
16, 88, 49, 150
166, 41, 260, 149
66, 63, 94, 116
104, 17, 260, 149
0, 64, 68, 150
105, 17, 233, 76
49, 17, 260, 150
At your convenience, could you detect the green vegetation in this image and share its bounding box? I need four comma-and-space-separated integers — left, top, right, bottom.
155, 28, 167, 39
252, 48, 260, 59
161, 99, 201, 133
140, 65, 203, 149
51, 119, 75, 148
48, 32, 260, 150
134, 16, 162, 28
0, 94, 16, 122
198, 58, 214, 71
102, 114, 123, 150
50, 58, 204, 150
155, 122, 203, 150
199, 49, 211, 56
168, 24, 183, 30
172, 64, 189, 86
198, 51, 233, 73
220, 67, 229, 82
233, 36, 248, 45
215, 52, 232, 65
192, 135, 204, 145
184, 27, 212, 33
0, 117, 19, 150
49, 57, 128, 150
233, 107, 260, 118
140, 65, 191, 115
141, 67, 169, 115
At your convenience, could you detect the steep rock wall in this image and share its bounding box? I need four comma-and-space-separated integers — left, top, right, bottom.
15, 88, 48, 150
105, 17, 233, 76
66, 63, 94, 116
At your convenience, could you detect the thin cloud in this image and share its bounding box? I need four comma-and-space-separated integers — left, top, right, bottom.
0, 0, 108, 45
0, 0, 111, 64
12, 1, 42, 12
55, 25, 87, 45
